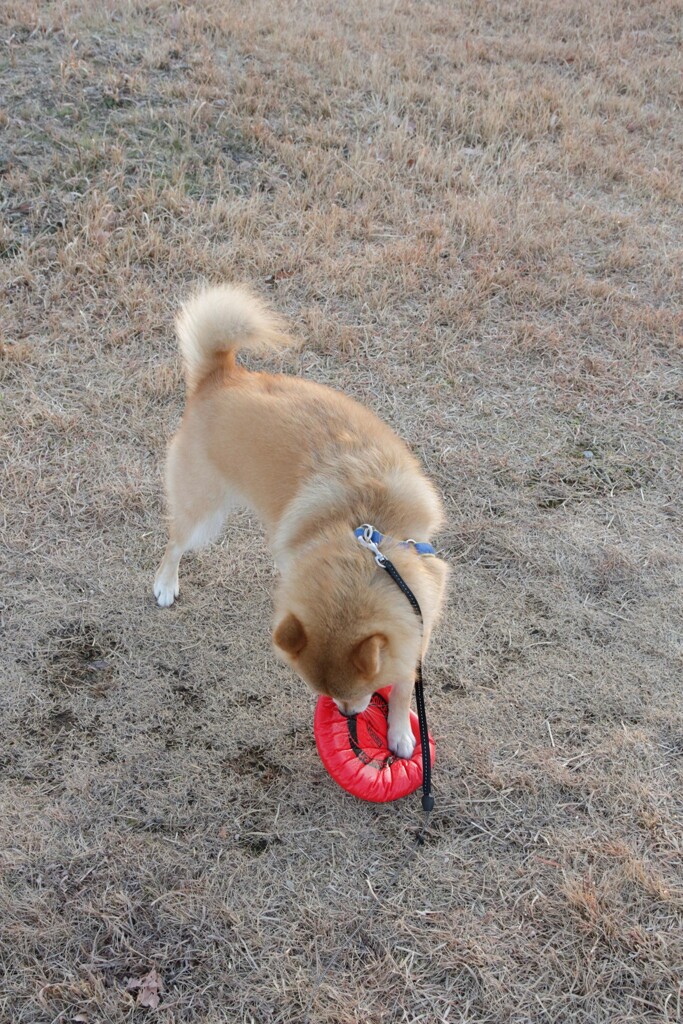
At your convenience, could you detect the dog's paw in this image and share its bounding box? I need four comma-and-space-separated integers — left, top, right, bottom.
388, 723, 416, 760
153, 577, 179, 607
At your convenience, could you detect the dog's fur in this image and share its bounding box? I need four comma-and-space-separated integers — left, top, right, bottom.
154, 285, 448, 758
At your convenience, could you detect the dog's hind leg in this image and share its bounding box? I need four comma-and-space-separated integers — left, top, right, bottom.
153, 430, 236, 607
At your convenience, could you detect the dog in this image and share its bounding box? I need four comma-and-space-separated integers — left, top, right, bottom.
153, 285, 448, 758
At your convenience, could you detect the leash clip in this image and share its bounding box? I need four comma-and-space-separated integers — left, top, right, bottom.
356, 523, 387, 566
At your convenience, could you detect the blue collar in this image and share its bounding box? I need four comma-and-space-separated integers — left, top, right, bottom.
354, 524, 436, 560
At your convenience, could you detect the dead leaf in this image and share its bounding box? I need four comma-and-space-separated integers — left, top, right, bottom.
126, 968, 163, 1009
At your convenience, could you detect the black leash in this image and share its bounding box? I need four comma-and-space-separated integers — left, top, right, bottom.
374, 555, 434, 814
355, 523, 435, 813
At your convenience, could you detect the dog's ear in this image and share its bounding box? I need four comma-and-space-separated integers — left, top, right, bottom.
352, 633, 387, 679
273, 613, 307, 656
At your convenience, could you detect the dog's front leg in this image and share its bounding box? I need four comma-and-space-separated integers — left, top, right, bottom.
387, 678, 417, 759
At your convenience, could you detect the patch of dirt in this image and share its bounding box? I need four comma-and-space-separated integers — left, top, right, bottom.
41, 622, 119, 697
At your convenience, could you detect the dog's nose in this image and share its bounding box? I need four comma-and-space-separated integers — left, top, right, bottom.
334, 697, 370, 717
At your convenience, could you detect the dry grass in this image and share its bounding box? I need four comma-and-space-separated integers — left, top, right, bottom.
1, 0, 682, 1021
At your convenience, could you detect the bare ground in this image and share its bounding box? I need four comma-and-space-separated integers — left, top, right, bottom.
1, 1, 682, 1022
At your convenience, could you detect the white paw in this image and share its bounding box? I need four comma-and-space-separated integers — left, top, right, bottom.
388, 723, 416, 760
154, 577, 179, 607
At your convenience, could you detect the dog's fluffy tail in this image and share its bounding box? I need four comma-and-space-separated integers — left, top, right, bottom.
176, 284, 290, 395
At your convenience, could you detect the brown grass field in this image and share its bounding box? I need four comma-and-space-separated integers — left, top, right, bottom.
2, 1, 682, 1021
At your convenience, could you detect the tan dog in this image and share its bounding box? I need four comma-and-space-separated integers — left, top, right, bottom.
154, 285, 448, 758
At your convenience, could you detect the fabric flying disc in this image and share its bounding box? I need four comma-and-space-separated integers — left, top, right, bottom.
314, 686, 435, 803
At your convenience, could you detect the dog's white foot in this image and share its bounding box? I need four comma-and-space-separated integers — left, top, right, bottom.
153, 573, 179, 607
388, 723, 416, 760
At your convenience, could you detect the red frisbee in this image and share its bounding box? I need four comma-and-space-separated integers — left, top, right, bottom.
314, 686, 435, 803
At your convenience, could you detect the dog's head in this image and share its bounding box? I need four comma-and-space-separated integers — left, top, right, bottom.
272, 533, 448, 714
